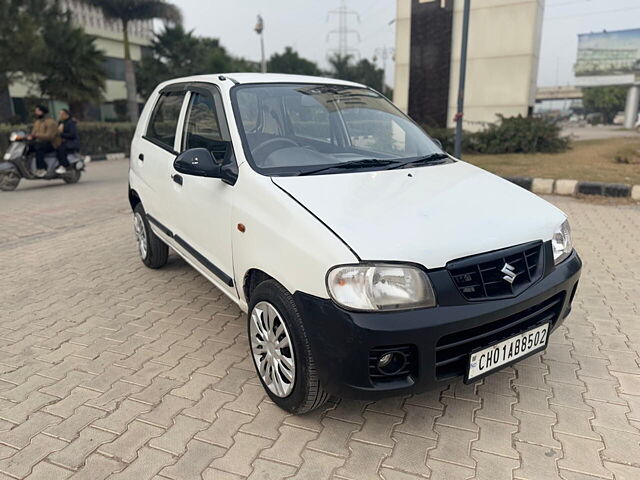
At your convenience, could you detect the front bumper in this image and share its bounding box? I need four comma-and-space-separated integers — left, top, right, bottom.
294, 250, 582, 399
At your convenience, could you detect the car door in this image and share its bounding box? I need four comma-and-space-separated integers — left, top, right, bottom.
167, 84, 237, 296
136, 89, 187, 225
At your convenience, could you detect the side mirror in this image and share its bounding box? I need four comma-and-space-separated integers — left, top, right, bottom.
173, 147, 238, 185
433, 138, 443, 150
174, 148, 220, 178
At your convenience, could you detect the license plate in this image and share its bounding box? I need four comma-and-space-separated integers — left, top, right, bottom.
466, 323, 550, 382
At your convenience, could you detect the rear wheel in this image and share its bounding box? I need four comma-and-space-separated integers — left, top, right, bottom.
0, 172, 20, 191
63, 169, 81, 184
133, 203, 168, 269
248, 279, 329, 414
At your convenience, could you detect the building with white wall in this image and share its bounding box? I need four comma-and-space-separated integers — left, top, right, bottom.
9, 0, 153, 121
394, 0, 545, 131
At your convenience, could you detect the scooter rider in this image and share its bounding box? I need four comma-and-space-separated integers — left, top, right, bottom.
26, 105, 60, 177
55, 109, 79, 174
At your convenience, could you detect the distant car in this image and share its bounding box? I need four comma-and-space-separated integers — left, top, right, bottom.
613, 111, 625, 125
128, 73, 582, 413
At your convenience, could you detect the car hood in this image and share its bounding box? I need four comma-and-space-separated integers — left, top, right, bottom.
272, 161, 566, 269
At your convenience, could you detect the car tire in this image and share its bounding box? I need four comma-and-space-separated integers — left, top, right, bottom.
133, 203, 168, 269
248, 279, 329, 414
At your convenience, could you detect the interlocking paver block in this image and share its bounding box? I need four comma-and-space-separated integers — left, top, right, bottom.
246, 458, 296, 480
243, 402, 291, 439
211, 432, 272, 477
473, 418, 518, 459
351, 410, 402, 448
514, 441, 562, 480
109, 446, 175, 480
426, 458, 474, 480
0, 434, 66, 478
429, 425, 476, 468
293, 449, 345, 479
195, 409, 253, 448
556, 433, 612, 479
260, 425, 317, 466
99, 420, 164, 463
45, 405, 106, 442
48, 426, 115, 470
514, 410, 561, 448
594, 426, 640, 465
149, 414, 208, 455
436, 397, 479, 432
25, 461, 73, 479
138, 394, 194, 428
160, 439, 225, 480
91, 399, 152, 434
382, 432, 433, 476
0, 412, 61, 448
335, 440, 391, 480
307, 417, 360, 457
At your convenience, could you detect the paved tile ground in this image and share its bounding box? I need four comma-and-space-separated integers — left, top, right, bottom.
1, 159, 639, 480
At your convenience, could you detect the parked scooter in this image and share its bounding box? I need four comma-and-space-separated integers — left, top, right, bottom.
0, 131, 84, 191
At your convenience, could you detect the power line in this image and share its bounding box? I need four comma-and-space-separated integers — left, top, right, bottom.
327, 0, 360, 58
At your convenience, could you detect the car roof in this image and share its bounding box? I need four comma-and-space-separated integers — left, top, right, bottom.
160, 72, 366, 88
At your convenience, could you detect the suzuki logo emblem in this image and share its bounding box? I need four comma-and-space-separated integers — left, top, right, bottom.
501, 263, 517, 284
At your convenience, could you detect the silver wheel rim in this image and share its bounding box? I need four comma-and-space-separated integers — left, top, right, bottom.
249, 301, 296, 397
133, 213, 148, 260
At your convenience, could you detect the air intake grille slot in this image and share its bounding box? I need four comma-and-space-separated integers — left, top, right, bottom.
448, 242, 544, 301
434, 292, 564, 380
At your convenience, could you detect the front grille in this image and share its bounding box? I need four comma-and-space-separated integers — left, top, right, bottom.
448, 242, 544, 301
369, 345, 417, 384
434, 292, 565, 380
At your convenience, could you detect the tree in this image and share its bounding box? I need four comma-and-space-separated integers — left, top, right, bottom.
137, 25, 258, 99
80, 0, 182, 122
582, 86, 628, 124
268, 47, 321, 76
0, 0, 45, 121
37, 7, 105, 118
327, 53, 388, 94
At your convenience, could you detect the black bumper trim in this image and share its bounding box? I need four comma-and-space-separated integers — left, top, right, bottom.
294, 251, 582, 399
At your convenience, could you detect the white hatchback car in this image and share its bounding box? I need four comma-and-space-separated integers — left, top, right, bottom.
129, 73, 582, 413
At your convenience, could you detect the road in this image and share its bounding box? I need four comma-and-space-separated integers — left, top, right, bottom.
1, 159, 639, 479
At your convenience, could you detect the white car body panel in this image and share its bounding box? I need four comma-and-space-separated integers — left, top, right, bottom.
130, 72, 568, 314
272, 161, 566, 269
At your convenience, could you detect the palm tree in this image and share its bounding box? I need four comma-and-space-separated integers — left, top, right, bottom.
81, 0, 182, 122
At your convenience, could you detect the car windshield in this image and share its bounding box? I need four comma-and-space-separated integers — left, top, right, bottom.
232, 83, 446, 176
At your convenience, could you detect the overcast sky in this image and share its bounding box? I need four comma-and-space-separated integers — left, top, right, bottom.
175, 0, 640, 88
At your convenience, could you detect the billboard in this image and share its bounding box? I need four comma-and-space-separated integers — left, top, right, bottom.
575, 28, 640, 87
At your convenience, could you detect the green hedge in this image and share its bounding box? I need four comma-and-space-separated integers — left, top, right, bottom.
424, 115, 570, 155
0, 122, 136, 156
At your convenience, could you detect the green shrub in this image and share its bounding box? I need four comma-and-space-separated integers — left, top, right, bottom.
0, 122, 136, 156
422, 115, 569, 155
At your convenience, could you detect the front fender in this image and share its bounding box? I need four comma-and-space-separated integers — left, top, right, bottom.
0, 161, 19, 174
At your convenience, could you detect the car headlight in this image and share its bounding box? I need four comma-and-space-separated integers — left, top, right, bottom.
327, 263, 436, 311
552, 220, 573, 265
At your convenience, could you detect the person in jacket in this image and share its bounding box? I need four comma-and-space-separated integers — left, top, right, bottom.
27, 105, 61, 177
55, 109, 80, 174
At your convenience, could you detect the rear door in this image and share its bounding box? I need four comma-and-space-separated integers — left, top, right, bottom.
166, 84, 237, 296
136, 89, 187, 225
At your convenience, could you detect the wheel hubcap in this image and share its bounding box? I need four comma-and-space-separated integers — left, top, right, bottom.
133, 213, 148, 260
249, 301, 295, 397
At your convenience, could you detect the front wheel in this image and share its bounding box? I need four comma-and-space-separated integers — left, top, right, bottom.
133, 203, 168, 269
63, 169, 81, 184
0, 171, 21, 191
248, 279, 329, 414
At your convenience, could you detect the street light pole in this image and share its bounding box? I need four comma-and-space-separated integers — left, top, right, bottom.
255, 15, 267, 73
454, 0, 471, 159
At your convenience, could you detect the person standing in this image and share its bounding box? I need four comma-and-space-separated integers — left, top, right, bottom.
55, 109, 80, 174
27, 105, 60, 177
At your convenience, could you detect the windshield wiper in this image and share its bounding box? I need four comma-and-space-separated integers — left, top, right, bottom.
386, 153, 451, 170
298, 158, 399, 176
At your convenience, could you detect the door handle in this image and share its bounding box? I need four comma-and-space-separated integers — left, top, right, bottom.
138, 153, 144, 162
172, 174, 183, 185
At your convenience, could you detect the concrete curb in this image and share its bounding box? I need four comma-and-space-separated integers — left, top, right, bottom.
86, 152, 126, 162
505, 176, 640, 200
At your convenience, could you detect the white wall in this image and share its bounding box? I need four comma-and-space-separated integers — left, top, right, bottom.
447, 0, 545, 130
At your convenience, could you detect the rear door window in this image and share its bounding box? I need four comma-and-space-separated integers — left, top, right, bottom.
146, 91, 186, 150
